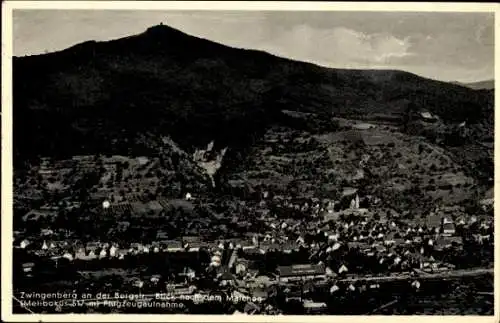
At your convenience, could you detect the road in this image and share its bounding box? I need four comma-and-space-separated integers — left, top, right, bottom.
339, 267, 493, 283
14, 267, 493, 312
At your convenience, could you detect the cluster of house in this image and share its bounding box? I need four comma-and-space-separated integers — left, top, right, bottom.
232, 193, 494, 281
17, 188, 492, 272
225, 259, 427, 314
214, 204, 493, 313
15, 180, 493, 315
15, 237, 250, 263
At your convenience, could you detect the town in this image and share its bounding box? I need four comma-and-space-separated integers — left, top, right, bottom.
10, 10, 495, 317
13, 153, 494, 314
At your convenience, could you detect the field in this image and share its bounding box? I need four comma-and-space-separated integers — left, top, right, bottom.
225, 115, 479, 214
381, 276, 494, 315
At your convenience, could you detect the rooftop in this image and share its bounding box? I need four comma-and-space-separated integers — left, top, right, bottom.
277, 264, 326, 278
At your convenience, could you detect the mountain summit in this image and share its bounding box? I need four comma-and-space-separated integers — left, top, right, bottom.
13, 24, 493, 184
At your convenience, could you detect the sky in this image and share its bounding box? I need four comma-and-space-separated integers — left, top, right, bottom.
13, 10, 494, 83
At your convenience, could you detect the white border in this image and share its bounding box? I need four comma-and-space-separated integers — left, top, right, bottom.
2, 2, 499, 322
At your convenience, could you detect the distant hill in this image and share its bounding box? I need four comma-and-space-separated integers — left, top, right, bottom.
13, 24, 494, 192
452, 80, 494, 90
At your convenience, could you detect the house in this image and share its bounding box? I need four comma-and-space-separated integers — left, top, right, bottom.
323, 212, 340, 222
151, 242, 161, 253
419, 111, 439, 122
19, 239, 30, 249
217, 271, 235, 286
384, 232, 397, 246
86, 241, 100, 249
234, 240, 255, 250
378, 255, 388, 266
62, 251, 74, 261
131, 278, 144, 289
434, 236, 463, 252
303, 300, 328, 314
130, 243, 145, 252
102, 200, 111, 209
276, 264, 326, 283
413, 236, 423, 244
179, 267, 197, 281
190, 238, 213, 251
441, 217, 456, 236
99, 248, 107, 259
243, 302, 261, 315
235, 259, 250, 276
90, 190, 110, 202
237, 221, 251, 229
283, 284, 303, 302
394, 238, 405, 245
117, 249, 128, 259
374, 244, 387, 253
150, 275, 161, 284
338, 264, 349, 274
330, 284, 340, 294
410, 253, 436, 269
250, 287, 268, 301
88, 249, 98, 260
425, 213, 444, 231
109, 245, 118, 257
75, 247, 99, 261
250, 234, 260, 247
260, 243, 281, 253
156, 230, 169, 242
479, 188, 494, 209
41, 228, 54, 236
74, 248, 87, 260
165, 240, 183, 252
210, 254, 222, 267
136, 156, 149, 165
243, 247, 265, 258
347, 242, 370, 252
326, 232, 339, 241
22, 262, 35, 273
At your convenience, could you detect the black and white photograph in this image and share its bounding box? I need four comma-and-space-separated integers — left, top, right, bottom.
2, 1, 498, 320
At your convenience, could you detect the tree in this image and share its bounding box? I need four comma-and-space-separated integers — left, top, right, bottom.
418, 144, 425, 154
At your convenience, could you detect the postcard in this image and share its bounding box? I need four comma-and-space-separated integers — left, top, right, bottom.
1, 1, 498, 322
